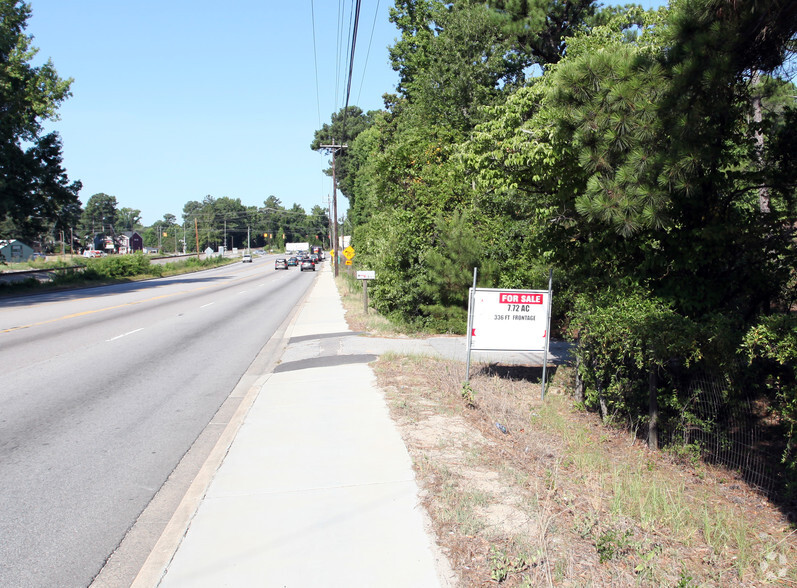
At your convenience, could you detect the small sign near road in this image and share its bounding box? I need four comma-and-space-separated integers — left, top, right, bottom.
342, 246, 355, 260
356, 270, 375, 280
465, 269, 554, 399
468, 288, 551, 352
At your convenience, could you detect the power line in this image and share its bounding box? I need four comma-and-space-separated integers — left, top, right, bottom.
335, 0, 347, 110
341, 0, 362, 139
309, 0, 322, 129
342, 0, 356, 112
356, 0, 381, 106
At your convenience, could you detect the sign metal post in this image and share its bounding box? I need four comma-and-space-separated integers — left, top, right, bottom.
465, 268, 478, 382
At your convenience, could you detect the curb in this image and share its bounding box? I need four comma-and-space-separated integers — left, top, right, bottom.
129, 271, 320, 587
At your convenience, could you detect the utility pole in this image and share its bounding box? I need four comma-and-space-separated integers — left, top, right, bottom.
326, 195, 332, 250
194, 218, 200, 258
319, 141, 346, 277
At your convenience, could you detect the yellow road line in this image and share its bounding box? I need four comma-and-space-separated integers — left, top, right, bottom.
0, 276, 248, 334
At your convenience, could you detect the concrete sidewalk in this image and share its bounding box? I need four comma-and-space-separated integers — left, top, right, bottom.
134, 262, 455, 587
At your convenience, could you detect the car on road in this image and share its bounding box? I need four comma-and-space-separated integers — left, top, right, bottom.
309, 254, 319, 265
275, 258, 288, 270
242, 254, 252, 263
287, 256, 298, 267
300, 259, 315, 272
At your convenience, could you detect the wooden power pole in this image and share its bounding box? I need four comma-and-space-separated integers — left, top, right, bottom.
319, 142, 347, 277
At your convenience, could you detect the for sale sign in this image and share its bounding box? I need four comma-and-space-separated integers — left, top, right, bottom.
468, 288, 551, 351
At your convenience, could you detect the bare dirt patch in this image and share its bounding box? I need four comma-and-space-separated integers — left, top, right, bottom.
336, 275, 797, 586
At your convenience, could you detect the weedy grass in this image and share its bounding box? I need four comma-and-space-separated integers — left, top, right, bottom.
1, 254, 234, 295
336, 277, 797, 585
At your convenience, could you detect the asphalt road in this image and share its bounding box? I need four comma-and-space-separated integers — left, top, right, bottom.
0, 255, 316, 587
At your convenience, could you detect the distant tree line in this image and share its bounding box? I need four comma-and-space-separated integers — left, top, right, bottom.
75, 192, 330, 254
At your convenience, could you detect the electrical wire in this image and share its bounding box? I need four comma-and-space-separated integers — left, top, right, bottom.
343, 0, 356, 112
356, 0, 381, 107
335, 0, 347, 111
341, 0, 362, 139
309, 0, 322, 129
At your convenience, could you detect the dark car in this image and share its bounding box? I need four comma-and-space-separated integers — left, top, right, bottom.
300, 259, 315, 272
275, 258, 288, 270
309, 254, 319, 265
287, 256, 298, 267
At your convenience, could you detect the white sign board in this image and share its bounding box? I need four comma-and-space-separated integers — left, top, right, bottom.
468, 288, 551, 351
285, 242, 309, 253
356, 270, 375, 280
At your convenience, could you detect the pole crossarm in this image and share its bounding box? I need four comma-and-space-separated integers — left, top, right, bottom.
318, 143, 348, 152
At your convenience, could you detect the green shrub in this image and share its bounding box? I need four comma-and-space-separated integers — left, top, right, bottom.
567, 288, 702, 424
741, 314, 797, 494
87, 253, 158, 278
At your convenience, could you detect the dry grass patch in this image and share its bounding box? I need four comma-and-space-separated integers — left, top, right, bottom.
374, 356, 797, 586
335, 273, 797, 586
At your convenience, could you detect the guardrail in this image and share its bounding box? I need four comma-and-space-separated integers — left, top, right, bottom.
0, 265, 86, 285
0, 265, 84, 276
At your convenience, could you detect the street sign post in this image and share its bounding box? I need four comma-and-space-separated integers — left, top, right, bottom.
356, 270, 375, 314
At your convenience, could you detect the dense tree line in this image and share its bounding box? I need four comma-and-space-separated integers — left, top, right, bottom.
316, 0, 797, 490
75, 192, 330, 254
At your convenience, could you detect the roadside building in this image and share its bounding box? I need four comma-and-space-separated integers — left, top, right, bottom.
118, 231, 143, 254
0, 239, 35, 262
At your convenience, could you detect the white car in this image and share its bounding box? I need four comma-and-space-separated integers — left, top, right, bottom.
242, 254, 252, 263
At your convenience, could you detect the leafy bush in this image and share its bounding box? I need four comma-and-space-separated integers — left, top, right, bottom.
742, 314, 797, 492
567, 288, 702, 427
85, 253, 160, 279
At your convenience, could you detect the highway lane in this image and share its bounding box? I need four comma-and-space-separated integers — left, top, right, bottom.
0, 256, 317, 587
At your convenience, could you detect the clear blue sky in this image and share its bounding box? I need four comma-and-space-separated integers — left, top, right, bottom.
26, 0, 666, 227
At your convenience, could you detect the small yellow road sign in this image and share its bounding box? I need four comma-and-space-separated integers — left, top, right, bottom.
342, 246, 355, 260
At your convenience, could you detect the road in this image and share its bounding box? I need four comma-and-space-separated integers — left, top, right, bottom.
0, 255, 316, 587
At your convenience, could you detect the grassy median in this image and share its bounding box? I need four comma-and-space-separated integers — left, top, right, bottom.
0, 254, 235, 296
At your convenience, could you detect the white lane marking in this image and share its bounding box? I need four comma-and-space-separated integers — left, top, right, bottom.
238, 291, 247, 295
200, 303, 214, 308
107, 328, 143, 342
